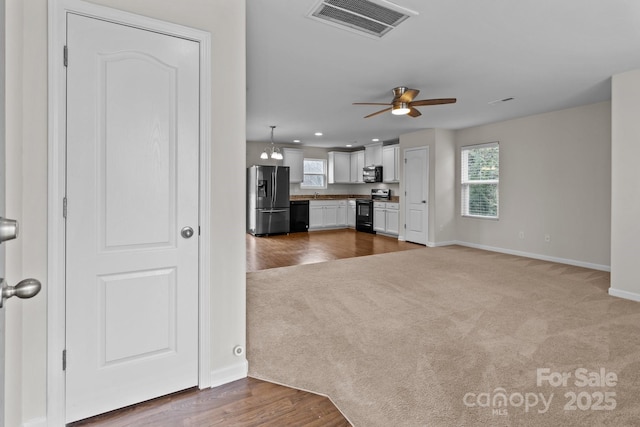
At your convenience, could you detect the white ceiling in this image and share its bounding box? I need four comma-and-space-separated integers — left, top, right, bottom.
246, 0, 640, 149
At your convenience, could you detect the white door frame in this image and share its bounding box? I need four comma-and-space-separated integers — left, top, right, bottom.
46, 0, 212, 424
0, 1, 6, 425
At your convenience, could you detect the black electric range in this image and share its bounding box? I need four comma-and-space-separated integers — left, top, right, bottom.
356, 188, 390, 233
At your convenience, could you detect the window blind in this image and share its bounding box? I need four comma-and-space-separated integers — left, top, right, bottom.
461, 142, 499, 218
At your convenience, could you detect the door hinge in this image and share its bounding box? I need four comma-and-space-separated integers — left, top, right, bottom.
62, 349, 67, 371
404, 223, 407, 229
63, 197, 67, 218
404, 158, 407, 163
63, 45, 68, 67
198, 226, 201, 236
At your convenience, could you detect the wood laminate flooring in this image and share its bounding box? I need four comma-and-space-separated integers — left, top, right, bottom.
68, 377, 350, 427
247, 228, 422, 272
70, 230, 418, 426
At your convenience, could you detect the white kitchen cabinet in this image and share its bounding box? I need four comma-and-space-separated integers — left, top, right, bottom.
364, 143, 383, 166
337, 201, 347, 226
282, 148, 304, 183
373, 201, 399, 236
309, 203, 325, 228
382, 145, 400, 183
328, 151, 351, 184
347, 199, 356, 227
309, 200, 348, 229
386, 204, 399, 235
323, 205, 338, 227
373, 204, 386, 233
350, 150, 365, 183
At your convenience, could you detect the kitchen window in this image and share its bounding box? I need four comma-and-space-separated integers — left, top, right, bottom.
461, 142, 499, 219
301, 158, 327, 189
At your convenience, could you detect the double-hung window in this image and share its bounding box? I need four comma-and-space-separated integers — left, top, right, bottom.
301, 158, 327, 189
461, 142, 499, 219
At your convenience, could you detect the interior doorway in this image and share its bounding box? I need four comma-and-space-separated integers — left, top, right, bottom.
404, 146, 429, 245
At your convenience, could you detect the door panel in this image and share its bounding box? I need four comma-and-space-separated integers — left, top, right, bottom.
65, 14, 199, 423
404, 147, 428, 245
101, 52, 177, 249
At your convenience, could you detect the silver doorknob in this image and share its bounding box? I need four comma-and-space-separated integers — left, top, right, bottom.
0, 217, 19, 244
0, 278, 41, 308
181, 226, 194, 239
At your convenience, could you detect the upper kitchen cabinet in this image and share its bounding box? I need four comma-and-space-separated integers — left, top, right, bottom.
328, 151, 351, 184
350, 150, 364, 183
364, 142, 383, 166
383, 144, 400, 183
282, 148, 303, 183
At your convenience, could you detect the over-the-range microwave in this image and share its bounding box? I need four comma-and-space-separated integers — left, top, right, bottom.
363, 165, 383, 183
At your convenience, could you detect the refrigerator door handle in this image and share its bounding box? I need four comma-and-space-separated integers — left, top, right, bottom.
258, 209, 287, 213
272, 172, 276, 205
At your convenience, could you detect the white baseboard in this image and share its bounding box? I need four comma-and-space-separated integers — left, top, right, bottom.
23, 417, 47, 427
427, 240, 457, 248
608, 287, 640, 302
449, 241, 611, 272
210, 359, 248, 388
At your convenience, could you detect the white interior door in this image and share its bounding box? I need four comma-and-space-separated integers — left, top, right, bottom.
65, 14, 200, 423
404, 147, 429, 245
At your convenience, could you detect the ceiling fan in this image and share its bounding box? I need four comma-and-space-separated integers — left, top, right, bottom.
353, 87, 456, 118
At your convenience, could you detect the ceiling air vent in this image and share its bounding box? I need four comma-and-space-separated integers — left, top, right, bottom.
308, 0, 417, 38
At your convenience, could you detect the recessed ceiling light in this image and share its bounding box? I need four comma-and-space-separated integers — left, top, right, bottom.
372, 138, 379, 142
315, 132, 323, 136
346, 144, 352, 147
293, 139, 300, 143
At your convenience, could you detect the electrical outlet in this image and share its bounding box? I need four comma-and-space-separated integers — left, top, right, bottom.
519, 231, 525, 239
545, 234, 551, 242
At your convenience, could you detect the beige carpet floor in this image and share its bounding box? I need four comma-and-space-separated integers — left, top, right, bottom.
247, 246, 640, 426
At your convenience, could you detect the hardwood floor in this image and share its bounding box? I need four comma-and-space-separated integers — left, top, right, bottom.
247, 228, 422, 272
68, 377, 350, 427
70, 230, 417, 426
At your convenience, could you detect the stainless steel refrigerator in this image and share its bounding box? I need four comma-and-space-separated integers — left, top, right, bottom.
247, 165, 290, 236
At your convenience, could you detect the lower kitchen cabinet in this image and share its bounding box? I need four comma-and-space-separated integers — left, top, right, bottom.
347, 199, 356, 227
373, 202, 399, 236
309, 200, 348, 230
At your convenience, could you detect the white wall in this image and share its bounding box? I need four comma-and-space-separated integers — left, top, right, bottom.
455, 101, 611, 269
433, 129, 456, 243
610, 69, 640, 300
6, 0, 247, 424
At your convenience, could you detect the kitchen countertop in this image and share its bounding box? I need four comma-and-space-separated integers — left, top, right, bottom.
290, 194, 400, 202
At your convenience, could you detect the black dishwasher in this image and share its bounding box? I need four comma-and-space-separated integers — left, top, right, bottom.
289, 200, 309, 233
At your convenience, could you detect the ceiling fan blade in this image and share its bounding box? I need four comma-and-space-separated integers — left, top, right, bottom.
364, 107, 392, 118
410, 98, 457, 107
407, 108, 422, 118
352, 102, 392, 106
397, 89, 420, 103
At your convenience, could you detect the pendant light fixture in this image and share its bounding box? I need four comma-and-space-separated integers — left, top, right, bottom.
260, 125, 283, 160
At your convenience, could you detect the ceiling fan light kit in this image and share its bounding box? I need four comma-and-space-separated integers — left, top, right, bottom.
354, 86, 457, 118
391, 101, 410, 115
